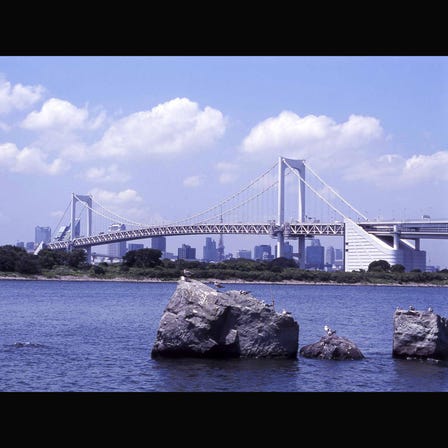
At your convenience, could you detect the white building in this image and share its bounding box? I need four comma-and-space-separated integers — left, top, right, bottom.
344, 219, 426, 272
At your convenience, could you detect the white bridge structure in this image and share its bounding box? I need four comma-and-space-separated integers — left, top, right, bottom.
45, 157, 448, 272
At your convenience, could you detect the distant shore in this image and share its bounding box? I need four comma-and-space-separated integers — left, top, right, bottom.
1, 274, 447, 287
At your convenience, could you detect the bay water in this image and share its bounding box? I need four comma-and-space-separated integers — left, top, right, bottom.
1, 279, 447, 392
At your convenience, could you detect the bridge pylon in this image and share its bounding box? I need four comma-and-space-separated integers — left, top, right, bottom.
277, 157, 306, 268
71, 193, 93, 260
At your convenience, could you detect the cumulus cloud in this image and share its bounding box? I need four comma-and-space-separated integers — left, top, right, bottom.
402, 151, 448, 182
0, 78, 44, 115
92, 97, 226, 159
83, 164, 130, 183
241, 112, 383, 167
21, 98, 88, 131
0, 142, 68, 175
88, 188, 143, 205
344, 150, 448, 186
183, 175, 202, 187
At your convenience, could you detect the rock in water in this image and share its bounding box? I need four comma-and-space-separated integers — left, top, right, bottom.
299, 334, 364, 360
151, 279, 299, 358
393, 308, 448, 360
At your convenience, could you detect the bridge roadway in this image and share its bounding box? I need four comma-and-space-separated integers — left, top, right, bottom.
46, 220, 448, 250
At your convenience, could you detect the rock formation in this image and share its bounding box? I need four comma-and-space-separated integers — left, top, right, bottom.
151, 279, 299, 358
393, 307, 448, 360
299, 330, 364, 360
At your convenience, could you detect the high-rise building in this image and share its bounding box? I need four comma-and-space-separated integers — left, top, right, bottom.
254, 244, 272, 261
274, 242, 294, 259
26, 242, 35, 252
334, 248, 343, 270
128, 243, 144, 252
203, 237, 219, 262
35, 226, 51, 244
178, 244, 196, 260
15, 241, 25, 249
108, 223, 127, 258
236, 249, 252, 259
283, 242, 294, 259
151, 236, 166, 252
217, 234, 225, 262
306, 239, 325, 270
326, 246, 335, 266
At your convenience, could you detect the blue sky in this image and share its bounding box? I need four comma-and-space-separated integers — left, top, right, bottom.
0, 56, 447, 266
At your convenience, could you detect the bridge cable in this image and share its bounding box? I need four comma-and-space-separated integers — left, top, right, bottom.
51, 200, 72, 239
283, 159, 348, 221
303, 161, 368, 220
168, 160, 279, 225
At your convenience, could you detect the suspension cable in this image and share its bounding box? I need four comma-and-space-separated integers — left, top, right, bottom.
168, 160, 279, 225
90, 197, 150, 227
52, 200, 71, 235
198, 178, 279, 223
303, 161, 368, 220
283, 159, 348, 220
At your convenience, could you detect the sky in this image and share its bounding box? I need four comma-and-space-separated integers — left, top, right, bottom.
0, 56, 447, 267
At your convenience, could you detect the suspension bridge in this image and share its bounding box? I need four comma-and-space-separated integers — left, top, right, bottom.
44, 157, 448, 272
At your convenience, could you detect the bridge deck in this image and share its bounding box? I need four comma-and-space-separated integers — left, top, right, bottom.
46, 220, 448, 250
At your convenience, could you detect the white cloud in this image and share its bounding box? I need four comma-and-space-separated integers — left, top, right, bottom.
344, 150, 448, 186
215, 161, 239, 184
92, 97, 226, 159
21, 98, 88, 131
87, 188, 152, 226
89, 188, 143, 205
183, 175, 202, 187
402, 151, 448, 182
83, 164, 130, 183
0, 78, 44, 115
241, 112, 383, 167
0, 142, 68, 175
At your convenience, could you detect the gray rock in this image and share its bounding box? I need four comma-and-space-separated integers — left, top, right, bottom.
151, 279, 299, 358
393, 308, 448, 360
299, 334, 364, 360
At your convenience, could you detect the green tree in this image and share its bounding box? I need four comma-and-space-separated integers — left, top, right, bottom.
368, 259, 391, 272
67, 249, 87, 268
0, 245, 27, 272
37, 248, 67, 269
15, 254, 40, 275
391, 264, 405, 273
268, 257, 297, 271
123, 248, 162, 268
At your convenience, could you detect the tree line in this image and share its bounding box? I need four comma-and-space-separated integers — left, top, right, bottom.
1, 245, 447, 285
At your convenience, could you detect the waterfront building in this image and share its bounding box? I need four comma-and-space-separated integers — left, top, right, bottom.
254, 244, 272, 261
306, 239, 325, 270
108, 223, 127, 258
236, 249, 252, 259
178, 244, 196, 261
203, 237, 219, 262
128, 243, 144, 252
35, 226, 51, 244
151, 236, 166, 252
274, 242, 293, 259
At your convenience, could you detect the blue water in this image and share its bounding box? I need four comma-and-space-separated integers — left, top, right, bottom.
1, 279, 447, 392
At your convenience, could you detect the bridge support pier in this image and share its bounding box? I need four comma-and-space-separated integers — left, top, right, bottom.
297, 235, 305, 269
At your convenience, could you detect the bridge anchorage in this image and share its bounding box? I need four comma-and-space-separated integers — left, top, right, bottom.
43, 156, 448, 272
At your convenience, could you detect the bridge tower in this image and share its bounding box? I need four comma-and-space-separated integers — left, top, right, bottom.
71, 193, 93, 260
277, 157, 306, 268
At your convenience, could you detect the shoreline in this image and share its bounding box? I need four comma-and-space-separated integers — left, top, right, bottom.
1, 274, 447, 288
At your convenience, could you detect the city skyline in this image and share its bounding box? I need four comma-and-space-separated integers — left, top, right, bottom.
1, 56, 447, 267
